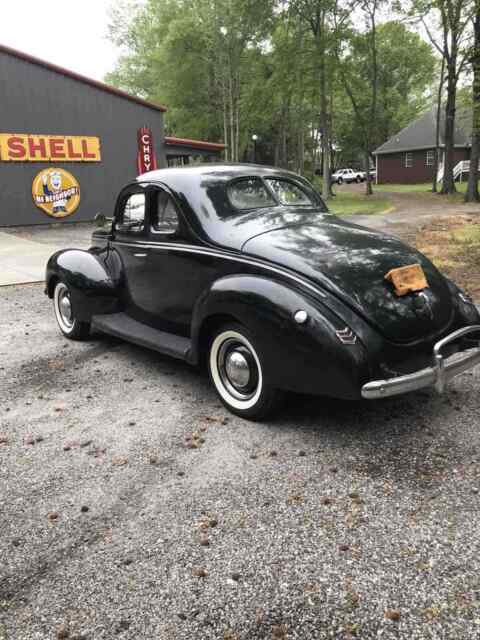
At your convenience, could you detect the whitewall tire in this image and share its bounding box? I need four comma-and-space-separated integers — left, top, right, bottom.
208, 324, 281, 420
53, 281, 90, 340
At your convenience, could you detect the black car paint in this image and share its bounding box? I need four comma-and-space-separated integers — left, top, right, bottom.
45, 164, 480, 400
242, 219, 454, 344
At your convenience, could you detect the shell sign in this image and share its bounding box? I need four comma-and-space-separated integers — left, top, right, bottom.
32, 168, 81, 218
0, 133, 101, 162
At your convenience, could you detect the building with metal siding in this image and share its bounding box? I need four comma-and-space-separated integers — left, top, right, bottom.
164, 137, 227, 166
0, 45, 225, 227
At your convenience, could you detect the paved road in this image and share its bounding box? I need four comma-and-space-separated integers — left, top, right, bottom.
1, 284, 480, 639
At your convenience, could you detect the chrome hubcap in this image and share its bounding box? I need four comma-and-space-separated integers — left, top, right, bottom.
55, 283, 74, 331
217, 339, 259, 401
59, 294, 72, 324
225, 350, 250, 389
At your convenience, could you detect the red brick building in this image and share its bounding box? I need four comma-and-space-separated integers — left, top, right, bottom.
374, 108, 471, 184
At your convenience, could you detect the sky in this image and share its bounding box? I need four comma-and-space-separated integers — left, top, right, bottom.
0, 0, 120, 81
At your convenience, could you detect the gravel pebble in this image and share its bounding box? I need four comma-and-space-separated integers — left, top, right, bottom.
2, 282, 480, 639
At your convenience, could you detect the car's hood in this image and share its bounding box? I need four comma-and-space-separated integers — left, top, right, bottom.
241, 218, 454, 343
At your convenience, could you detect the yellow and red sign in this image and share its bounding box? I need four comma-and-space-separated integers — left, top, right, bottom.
137, 127, 157, 175
0, 133, 101, 162
32, 168, 81, 218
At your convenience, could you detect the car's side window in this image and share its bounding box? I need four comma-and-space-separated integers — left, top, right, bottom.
117, 192, 146, 233
265, 178, 313, 206
151, 189, 179, 235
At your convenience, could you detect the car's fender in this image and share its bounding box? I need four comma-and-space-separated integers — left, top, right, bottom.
190, 274, 371, 399
45, 248, 120, 321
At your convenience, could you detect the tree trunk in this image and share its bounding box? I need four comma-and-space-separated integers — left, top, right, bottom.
319, 54, 330, 198
364, 149, 373, 195
223, 88, 229, 162
274, 138, 280, 167
281, 123, 288, 168
278, 103, 288, 169
229, 72, 235, 162
465, 7, 480, 202
441, 60, 458, 194
298, 126, 305, 175
314, 12, 330, 200
235, 88, 240, 163
432, 57, 445, 192
366, 0, 378, 196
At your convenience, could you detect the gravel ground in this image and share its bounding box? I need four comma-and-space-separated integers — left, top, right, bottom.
1, 284, 480, 640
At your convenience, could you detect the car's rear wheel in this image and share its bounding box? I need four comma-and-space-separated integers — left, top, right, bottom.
53, 281, 90, 340
337, 177, 343, 185
207, 324, 281, 420
356, 175, 361, 183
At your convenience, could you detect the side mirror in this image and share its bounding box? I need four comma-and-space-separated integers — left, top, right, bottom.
94, 212, 112, 227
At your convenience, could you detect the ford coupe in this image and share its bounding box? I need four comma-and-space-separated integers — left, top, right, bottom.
45, 165, 480, 419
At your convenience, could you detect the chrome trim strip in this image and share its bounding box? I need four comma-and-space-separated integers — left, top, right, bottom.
336, 327, 357, 345
362, 325, 480, 399
112, 240, 327, 298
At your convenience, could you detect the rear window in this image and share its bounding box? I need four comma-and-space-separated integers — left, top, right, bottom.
265, 178, 313, 206
228, 178, 276, 210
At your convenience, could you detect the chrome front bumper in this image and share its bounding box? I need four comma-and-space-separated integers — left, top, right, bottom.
362, 325, 480, 399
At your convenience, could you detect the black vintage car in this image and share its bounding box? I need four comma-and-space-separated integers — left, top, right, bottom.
45, 164, 480, 419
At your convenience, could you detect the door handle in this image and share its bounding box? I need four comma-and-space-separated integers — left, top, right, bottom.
133, 253, 147, 258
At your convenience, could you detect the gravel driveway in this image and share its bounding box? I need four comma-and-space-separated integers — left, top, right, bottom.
1, 284, 480, 640
335, 184, 480, 237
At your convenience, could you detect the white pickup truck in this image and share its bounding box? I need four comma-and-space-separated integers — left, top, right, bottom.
331, 168, 366, 184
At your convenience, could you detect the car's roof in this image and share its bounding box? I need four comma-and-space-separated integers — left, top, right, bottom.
134, 162, 328, 250
137, 163, 302, 184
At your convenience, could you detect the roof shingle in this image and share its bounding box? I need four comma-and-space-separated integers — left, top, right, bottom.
374, 107, 471, 154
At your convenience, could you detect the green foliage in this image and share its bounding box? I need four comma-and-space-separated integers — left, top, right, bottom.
333, 20, 436, 166
105, 0, 437, 169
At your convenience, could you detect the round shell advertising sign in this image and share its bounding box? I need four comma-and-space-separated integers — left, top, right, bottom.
32, 168, 80, 218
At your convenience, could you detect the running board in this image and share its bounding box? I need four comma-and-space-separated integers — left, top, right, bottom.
91, 312, 191, 361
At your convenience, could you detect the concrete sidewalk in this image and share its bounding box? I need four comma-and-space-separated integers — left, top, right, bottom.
0, 224, 93, 286
0, 232, 60, 285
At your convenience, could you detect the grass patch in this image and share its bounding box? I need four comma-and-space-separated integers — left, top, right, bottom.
374, 183, 434, 193
374, 182, 469, 195
451, 223, 480, 245
328, 191, 393, 216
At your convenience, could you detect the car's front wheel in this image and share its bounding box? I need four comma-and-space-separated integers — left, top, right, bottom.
356, 175, 361, 183
208, 324, 281, 420
337, 177, 343, 185
53, 281, 90, 340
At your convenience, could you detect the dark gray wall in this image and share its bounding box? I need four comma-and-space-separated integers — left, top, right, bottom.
0, 51, 166, 226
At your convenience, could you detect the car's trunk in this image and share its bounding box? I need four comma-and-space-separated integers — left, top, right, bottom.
241, 219, 454, 344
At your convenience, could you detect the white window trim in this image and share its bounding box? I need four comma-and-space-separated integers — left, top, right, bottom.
405, 152, 413, 168
426, 150, 435, 166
